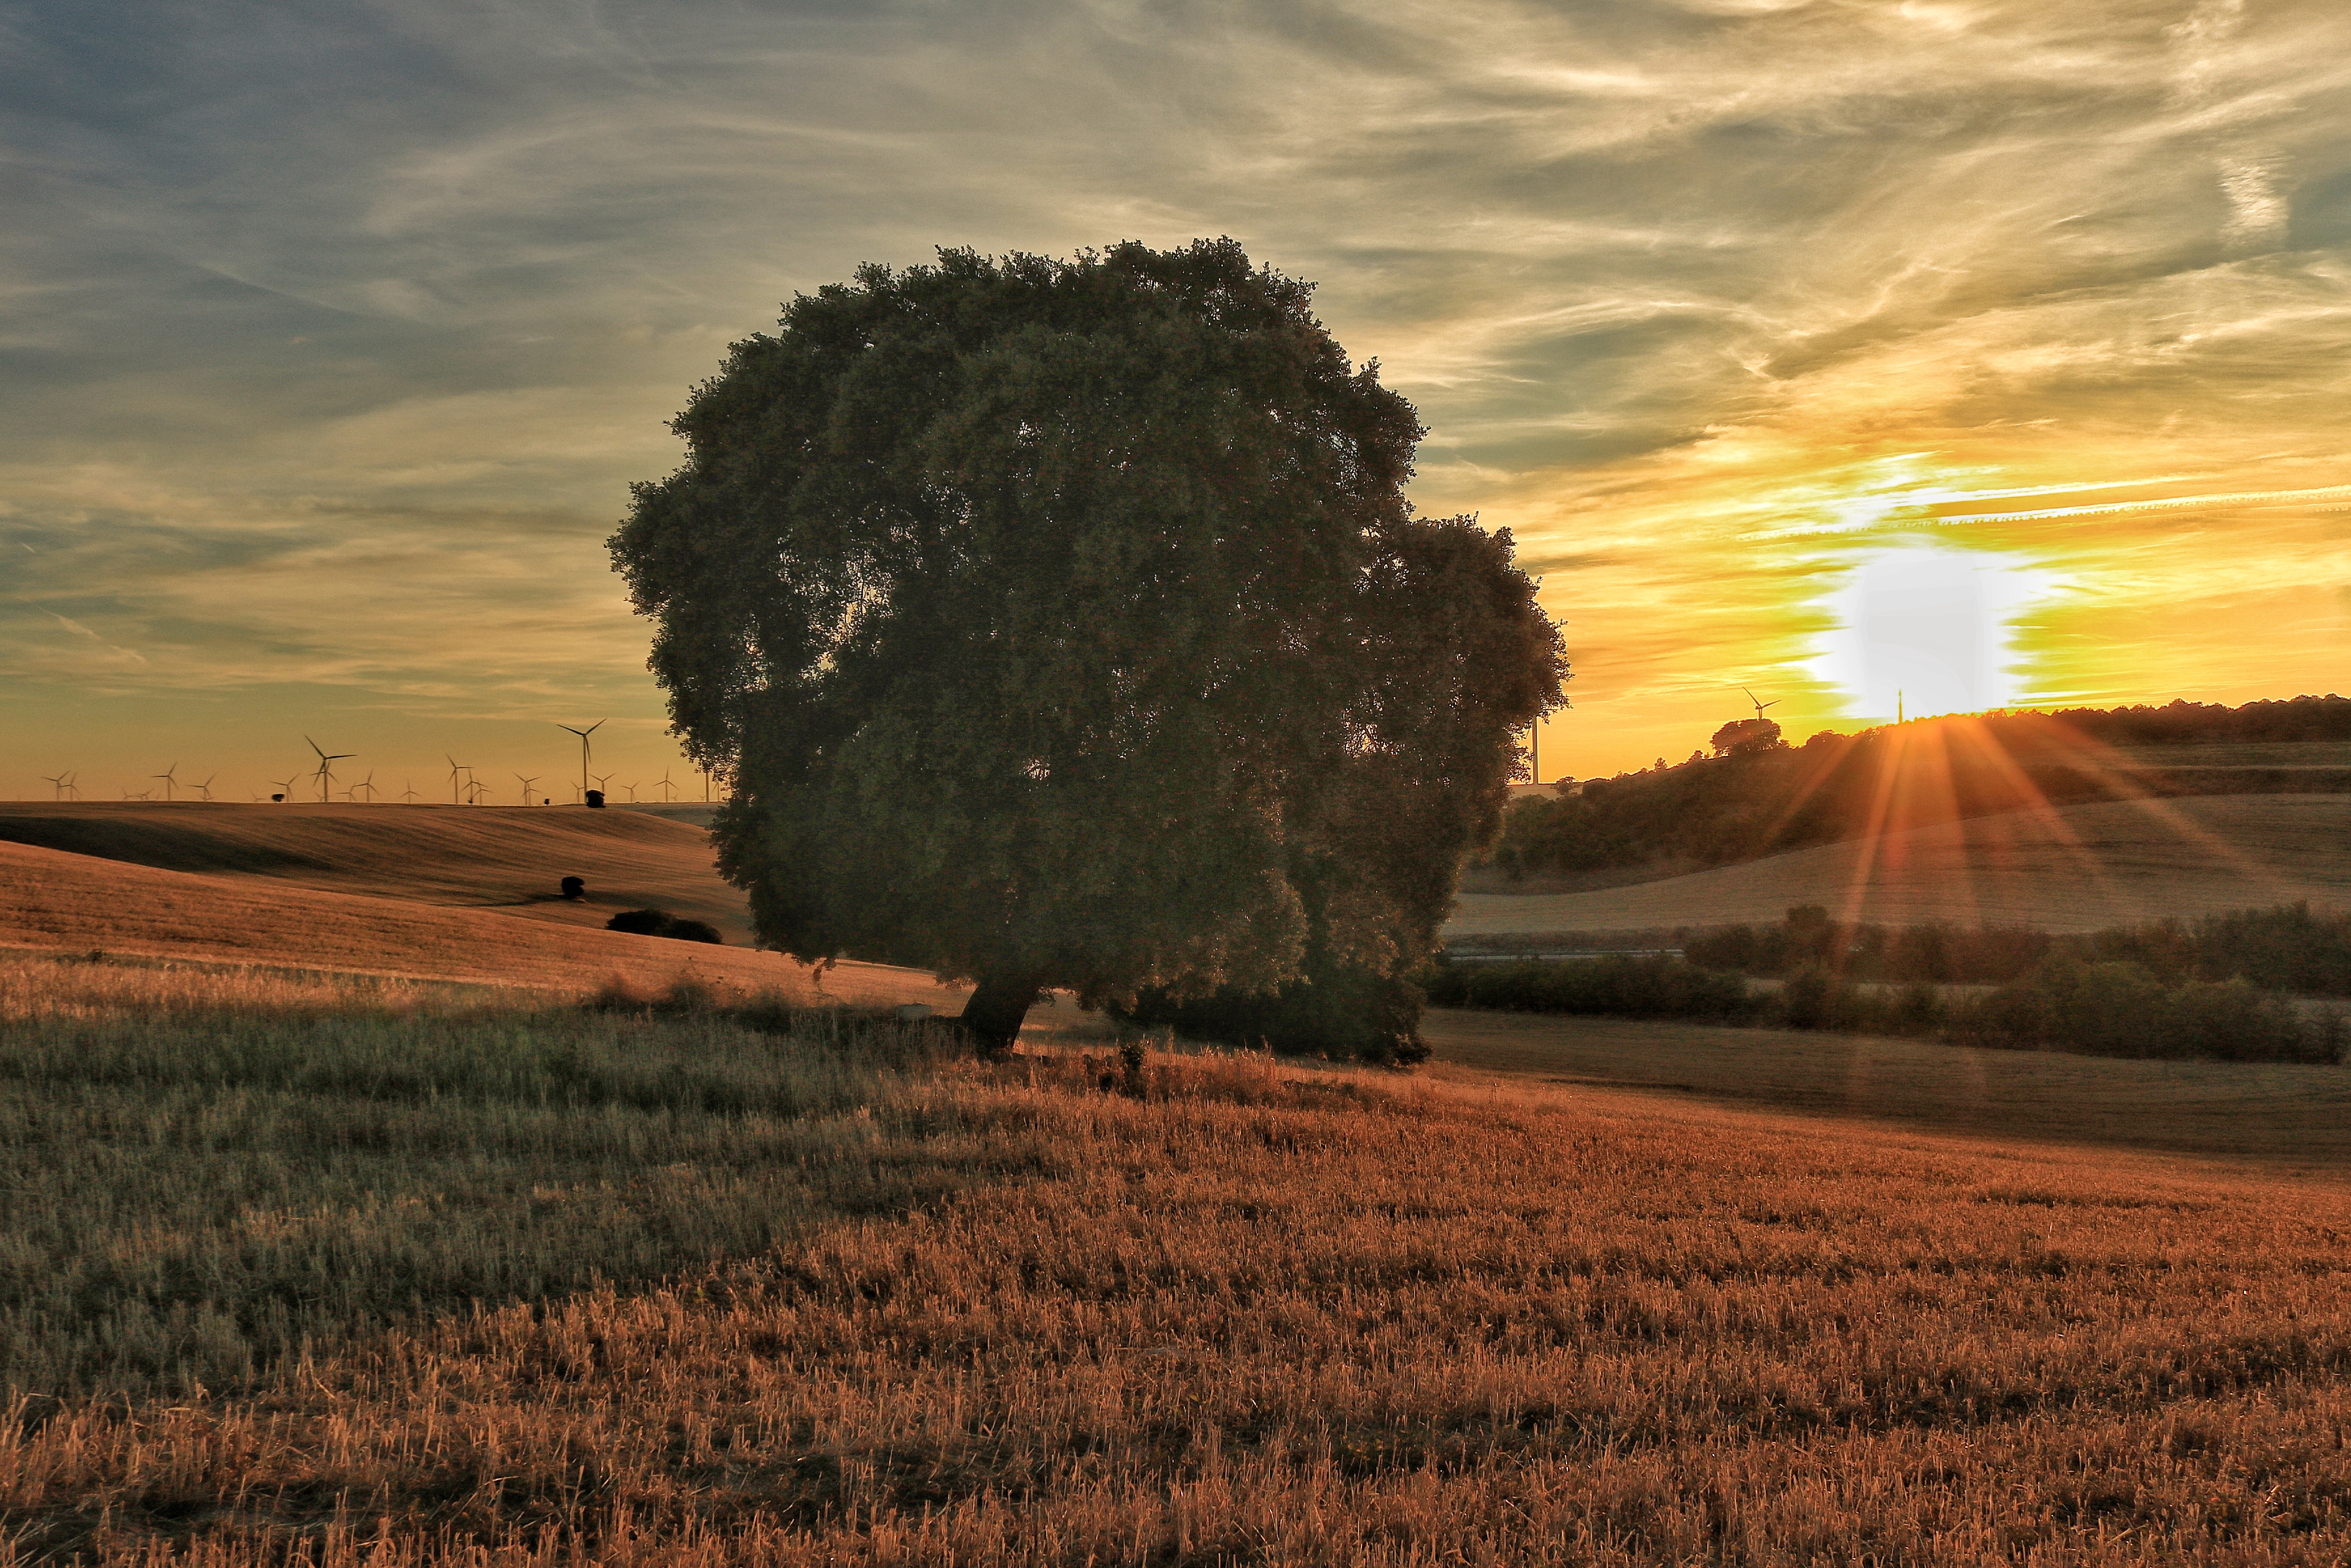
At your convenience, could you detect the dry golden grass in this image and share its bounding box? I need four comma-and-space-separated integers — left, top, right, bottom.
10, 1018, 2351, 1564
0, 802, 754, 944
0, 838, 966, 1015
1450, 793, 2351, 938
0, 945, 553, 1021
11, 801, 2351, 1562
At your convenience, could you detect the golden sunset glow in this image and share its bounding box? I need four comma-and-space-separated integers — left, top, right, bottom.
5, 0, 2348, 792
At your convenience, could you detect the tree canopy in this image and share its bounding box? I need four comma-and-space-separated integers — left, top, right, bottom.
1709, 717, 1784, 757
611, 239, 1567, 1051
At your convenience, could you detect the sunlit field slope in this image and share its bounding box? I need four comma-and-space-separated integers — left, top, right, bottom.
0, 801, 751, 943
0, 838, 956, 1011
1451, 794, 2351, 938
11, 993, 2351, 1563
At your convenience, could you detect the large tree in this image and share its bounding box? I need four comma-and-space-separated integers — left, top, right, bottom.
611, 239, 1566, 1051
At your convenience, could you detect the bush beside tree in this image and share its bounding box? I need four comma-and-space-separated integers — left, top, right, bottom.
605, 909, 724, 945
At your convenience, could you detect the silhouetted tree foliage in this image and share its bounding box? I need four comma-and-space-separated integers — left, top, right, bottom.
1708, 717, 1782, 757
612, 239, 1567, 1054
1679, 901, 2351, 995
1492, 694, 2351, 880
1428, 917, 2346, 1064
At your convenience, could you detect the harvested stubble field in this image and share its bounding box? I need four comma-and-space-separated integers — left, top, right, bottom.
0, 802, 755, 944
0, 838, 960, 1014
7, 959, 2351, 1563
1450, 793, 2351, 938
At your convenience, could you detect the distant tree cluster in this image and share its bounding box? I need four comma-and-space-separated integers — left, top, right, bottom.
2026, 694, 2351, 746
1492, 695, 2351, 880
1429, 902, 2351, 1064
1682, 901, 2351, 996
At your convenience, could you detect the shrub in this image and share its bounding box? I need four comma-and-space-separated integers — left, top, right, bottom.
1117, 960, 1431, 1065
1446, 955, 1754, 1022
605, 909, 724, 945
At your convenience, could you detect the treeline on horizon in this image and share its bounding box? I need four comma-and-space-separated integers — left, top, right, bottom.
1429, 902, 2351, 1064
1496, 693, 2351, 878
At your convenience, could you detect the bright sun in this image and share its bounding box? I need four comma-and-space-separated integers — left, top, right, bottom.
1809, 543, 2052, 721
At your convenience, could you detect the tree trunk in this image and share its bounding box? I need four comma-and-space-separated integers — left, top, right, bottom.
957, 969, 1043, 1056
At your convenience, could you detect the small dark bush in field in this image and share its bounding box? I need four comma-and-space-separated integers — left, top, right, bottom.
604, 909, 722, 944
561, 876, 586, 900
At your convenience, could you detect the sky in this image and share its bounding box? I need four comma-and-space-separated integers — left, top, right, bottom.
4, 0, 2349, 801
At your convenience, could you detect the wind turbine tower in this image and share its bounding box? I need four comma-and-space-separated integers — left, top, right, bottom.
42, 771, 72, 801
305, 737, 355, 803
1740, 687, 1782, 724
152, 763, 180, 801
557, 721, 605, 801
515, 773, 540, 807
193, 773, 216, 802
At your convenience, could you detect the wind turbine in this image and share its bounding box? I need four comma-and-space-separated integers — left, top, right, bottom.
152, 763, 180, 801
41, 770, 72, 801
445, 755, 474, 805
557, 720, 604, 801
1739, 687, 1781, 723
621, 780, 640, 802
515, 773, 540, 807
305, 737, 354, 803
398, 782, 420, 804
591, 772, 615, 802
350, 771, 379, 804
269, 775, 298, 802
470, 778, 494, 805
655, 769, 678, 803
193, 773, 216, 802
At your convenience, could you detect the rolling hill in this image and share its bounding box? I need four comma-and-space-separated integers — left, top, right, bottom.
0, 801, 754, 943
1448, 792, 2351, 938
0, 836, 963, 1010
